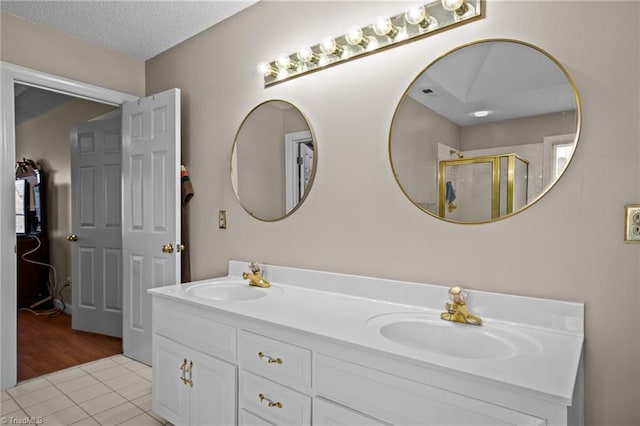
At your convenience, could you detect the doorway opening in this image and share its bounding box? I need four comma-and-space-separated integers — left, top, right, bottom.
14, 83, 123, 381
1, 63, 140, 390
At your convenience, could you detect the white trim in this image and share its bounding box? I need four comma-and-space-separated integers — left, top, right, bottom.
284, 130, 312, 212
1, 62, 138, 390
542, 133, 576, 188
3, 63, 136, 106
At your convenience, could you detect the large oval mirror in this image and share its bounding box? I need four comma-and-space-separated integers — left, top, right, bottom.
389, 39, 581, 223
231, 100, 316, 221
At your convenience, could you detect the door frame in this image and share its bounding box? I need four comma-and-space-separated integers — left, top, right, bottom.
0, 62, 138, 389
284, 130, 312, 212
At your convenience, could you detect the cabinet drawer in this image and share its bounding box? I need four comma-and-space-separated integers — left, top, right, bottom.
313, 397, 390, 426
240, 371, 311, 426
239, 409, 276, 426
154, 300, 237, 361
239, 330, 311, 388
316, 354, 546, 426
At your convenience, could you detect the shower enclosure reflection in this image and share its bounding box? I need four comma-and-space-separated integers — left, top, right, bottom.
438, 153, 528, 221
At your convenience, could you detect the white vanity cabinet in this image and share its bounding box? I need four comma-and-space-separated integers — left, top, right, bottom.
150, 261, 584, 426
151, 298, 238, 426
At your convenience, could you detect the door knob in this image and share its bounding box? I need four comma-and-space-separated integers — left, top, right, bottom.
177, 244, 186, 252
67, 234, 78, 242
161, 243, 174, 253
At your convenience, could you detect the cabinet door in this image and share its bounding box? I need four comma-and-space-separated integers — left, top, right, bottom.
152, 335, 189, 426
189, 349, 237, 426
313, 398, 390, 426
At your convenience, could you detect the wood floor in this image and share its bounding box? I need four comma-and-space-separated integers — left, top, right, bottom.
17, 310, 122, 382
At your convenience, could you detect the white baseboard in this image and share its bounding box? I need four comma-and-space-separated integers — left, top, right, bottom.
53, 299, 72, 315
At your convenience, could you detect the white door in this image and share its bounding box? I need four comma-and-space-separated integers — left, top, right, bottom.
122, 89, 181, 364
299, 142, 314, 198
69, 117, 123, 337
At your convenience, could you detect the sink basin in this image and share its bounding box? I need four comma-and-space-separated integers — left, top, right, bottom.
368, 313, 541, 360
184, 281, 269, 301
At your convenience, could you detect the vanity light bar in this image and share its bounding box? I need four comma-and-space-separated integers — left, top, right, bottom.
257, 0, 484, 87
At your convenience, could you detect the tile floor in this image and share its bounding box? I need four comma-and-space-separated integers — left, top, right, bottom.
1, 355, 170, 425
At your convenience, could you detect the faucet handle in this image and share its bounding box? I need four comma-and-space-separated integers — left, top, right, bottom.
248, 262, 261, 273
448, 286, 466, 304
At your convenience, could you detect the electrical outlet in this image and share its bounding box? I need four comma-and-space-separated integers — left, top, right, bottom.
219, 210, 227, 229
624, 204, 640, 243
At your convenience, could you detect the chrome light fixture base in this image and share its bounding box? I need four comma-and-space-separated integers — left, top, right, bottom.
258, 0, 484, 87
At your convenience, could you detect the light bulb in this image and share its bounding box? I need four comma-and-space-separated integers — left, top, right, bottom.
345, 27, 367, 46
296, 45, 318, 63
442, 0, 475, 18
372, 17, 398, 38
406, 6, 438, 29
441, 0, 464, 11
405, 6, 426, 25
276, 53, 296, 70
257, 62, 276, 77
320, 37, 343, 55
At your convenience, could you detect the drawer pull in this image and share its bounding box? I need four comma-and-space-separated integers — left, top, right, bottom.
258, 393, 283, 408
258, 351, 283, 364
184, 360, 193, 387
179, 358, 188, 385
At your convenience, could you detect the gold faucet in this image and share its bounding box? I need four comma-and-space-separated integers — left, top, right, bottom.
440, 286, 482, 326
242, 262, 271, 288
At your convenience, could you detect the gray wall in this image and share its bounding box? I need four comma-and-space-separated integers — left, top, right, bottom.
1, 12, 144, 97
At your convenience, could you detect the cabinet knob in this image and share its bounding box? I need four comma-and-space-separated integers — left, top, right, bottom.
66, 234, 78, 242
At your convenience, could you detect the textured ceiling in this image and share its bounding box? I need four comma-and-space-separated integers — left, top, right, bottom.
1, 0, 258, 60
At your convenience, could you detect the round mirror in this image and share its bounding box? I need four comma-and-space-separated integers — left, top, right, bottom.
389, 39, 581, 223
231, 100, 316, 221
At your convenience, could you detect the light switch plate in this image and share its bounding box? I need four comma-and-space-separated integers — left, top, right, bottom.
624, 204, 640, 243
219, 210, 227, 229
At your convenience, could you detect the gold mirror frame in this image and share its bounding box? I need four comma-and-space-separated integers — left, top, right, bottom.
230, 99, 318, 222
389, 39, 582, 224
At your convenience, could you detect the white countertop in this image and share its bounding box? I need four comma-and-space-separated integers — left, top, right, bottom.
149, 260, 584, 405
